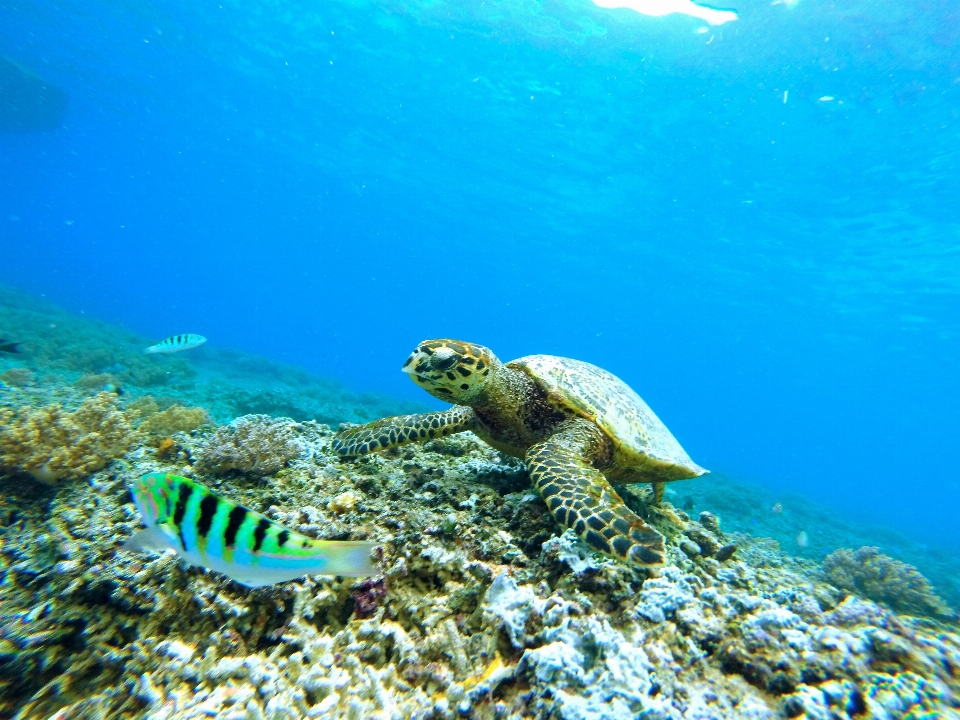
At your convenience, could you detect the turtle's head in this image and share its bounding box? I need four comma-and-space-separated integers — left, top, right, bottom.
403, 339, 499, 404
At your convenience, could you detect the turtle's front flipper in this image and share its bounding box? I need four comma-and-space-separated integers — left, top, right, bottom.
332, 406, 478, 458
526, 419, 666, 568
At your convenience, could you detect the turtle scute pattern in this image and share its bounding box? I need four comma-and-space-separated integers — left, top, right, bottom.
332, 406, 477, 458
511, 355, 705, 481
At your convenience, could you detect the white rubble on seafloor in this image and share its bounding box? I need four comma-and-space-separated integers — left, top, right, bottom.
540, 528, 599, 575
132, 612, 443, 720
483, 571, 546, 648
633, 566, 699, 623
5, 415, 959, 720
521, 610, 670, 720
480, 567, 795, 720
482, 569, 669, 720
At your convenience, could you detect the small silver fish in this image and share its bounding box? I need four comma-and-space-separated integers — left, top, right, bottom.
123, 473, 379, 587
796, 531, 809, 548
143, 334, 207, 354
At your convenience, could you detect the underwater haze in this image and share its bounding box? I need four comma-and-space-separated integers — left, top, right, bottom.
1, 0, 959, 555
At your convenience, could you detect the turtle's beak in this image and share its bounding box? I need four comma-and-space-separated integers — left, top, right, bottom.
401, 350, 426, 375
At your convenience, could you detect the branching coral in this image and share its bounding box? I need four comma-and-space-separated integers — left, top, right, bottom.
137, 404, 212, 436
823, 546, 954, 619
195, 414, 305, 476
0, 392, 137, 484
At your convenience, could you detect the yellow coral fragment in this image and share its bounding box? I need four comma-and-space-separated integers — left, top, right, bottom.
0, 392, 136, 485
328, 491, 358, 515
155, 437, 177, 459
461, 653, 505, 691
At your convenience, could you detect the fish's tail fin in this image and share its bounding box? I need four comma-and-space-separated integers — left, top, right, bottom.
315, 541, 380, 577
232, 541, 381, 587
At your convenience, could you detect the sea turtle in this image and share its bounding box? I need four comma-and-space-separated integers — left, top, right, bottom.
332, 340, 707, 567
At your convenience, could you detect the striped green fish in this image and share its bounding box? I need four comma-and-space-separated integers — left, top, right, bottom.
143, 334, 207, 354
123, 473, 378, 586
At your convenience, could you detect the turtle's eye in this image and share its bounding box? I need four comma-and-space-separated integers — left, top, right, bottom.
430, 348, 459, 372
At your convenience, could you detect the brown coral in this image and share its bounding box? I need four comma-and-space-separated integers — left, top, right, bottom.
0, 392, 137, 485
0, 367, 33, 387
823, 546, 954, 619
137, 404, 212, 436
125, 395, 160, 421
195, 414, 305, 476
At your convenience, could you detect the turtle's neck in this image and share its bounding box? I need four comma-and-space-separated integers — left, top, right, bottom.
469, 362, 567, 456
472, 361, 527, 418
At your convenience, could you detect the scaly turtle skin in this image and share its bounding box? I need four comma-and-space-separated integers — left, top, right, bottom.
333, 340, 707, 568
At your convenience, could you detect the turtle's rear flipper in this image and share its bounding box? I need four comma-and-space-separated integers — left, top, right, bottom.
651, 481, 665, 506
526, 419, 665, 568
332, 406, 478, 458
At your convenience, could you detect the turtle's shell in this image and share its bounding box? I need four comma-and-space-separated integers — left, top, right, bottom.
508, 355, 707, 483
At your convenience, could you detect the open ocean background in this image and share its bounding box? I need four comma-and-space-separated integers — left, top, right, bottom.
1, 0, 958, 559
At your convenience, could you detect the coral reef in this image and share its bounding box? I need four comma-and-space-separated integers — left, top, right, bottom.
136, 404, 212, 436
667, 471, 960, 610
1, 284, 959, 719
0, 420, 957, 720
0, 283, 426, 422
822, 546, 954, 620
195, 414, 305, 476
125, 395, 162, 420
0, 392, 136, 484
0, 284, 196, 388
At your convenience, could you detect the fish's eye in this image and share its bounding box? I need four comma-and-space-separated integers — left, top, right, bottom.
429, 348, 459, 372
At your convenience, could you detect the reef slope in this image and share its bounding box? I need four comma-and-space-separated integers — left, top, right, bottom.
0, 418, 957, 719
1, 285, 958, 719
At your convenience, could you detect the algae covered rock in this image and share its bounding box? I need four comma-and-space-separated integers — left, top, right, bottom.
822, 546, 955, 619
0, 392, 136, 484
195, 413, 305, 475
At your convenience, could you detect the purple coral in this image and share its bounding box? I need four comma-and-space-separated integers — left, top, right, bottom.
352, 577, 387, 618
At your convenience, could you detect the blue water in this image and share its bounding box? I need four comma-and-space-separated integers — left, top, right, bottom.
1, 0, 958, 548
